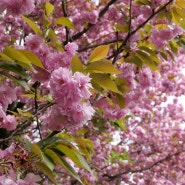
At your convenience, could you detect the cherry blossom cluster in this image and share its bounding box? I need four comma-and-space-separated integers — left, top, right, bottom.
0, 0, 185, 184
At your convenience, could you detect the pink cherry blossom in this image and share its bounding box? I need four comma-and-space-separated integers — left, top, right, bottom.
0, 0, 35, 16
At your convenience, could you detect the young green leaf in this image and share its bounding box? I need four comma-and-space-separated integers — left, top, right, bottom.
55, 17, 75, 30
4, 47, 31, 64
86, 60, 120, 74
45, 149, 84, 185
71, 55, 84, 73
135, 50, 158, 71
18, 50, 44, 69
0, 53, 14, 62
37, 162, 57, 185
89, 45, 110, 63
22, 16, 41, 34
45, 2, 54, 16
32, 143, 55, 171
55, 144, 92, 172
90, 73, 121, 93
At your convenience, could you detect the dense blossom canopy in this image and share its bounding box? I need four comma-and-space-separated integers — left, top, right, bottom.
0, 0, 185, 184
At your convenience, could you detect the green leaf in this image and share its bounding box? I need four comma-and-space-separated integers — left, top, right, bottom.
75, 138, 94, 160
4, 47, 31, 64
18, 50, 44, 69
138, 46, 161, 64
126, 55, 143, 69
115, 24, 129, 33
37, 162, 57, 185
89, 45, 110, 63
160, 51, 167, 60
115, 118, 127, 131
55, 17, 75, 30
0, 61, 30, 80
3, 47, 39, 72
45, 149, 84, 185
135, 0, 151, 5
45, 29, 59, 42
45, 2, 54, 16
135, 50, 158, 71
90, 73, 121, 93
32, 143, 43, 158
86, 60, 120, 74
0, 53, 14, 62
32, 143, 55, 171
71, 55, 84, 73
115, 93, 125, 108
60, 157, 85, 185
171, 7, 185, 25
38, 136, 73, 151
42, 153, 55, 171
55, 144, 91, 172
22, 16, 41, 34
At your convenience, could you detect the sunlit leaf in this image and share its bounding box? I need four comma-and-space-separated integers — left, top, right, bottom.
37, 162, 57, 185
115, 24, 129, 33
45, 149, 84, 185
32, 143, 55, 171
75, 138, 94, 160
55, 17, 75, 30
18, 50, 44, 69
90, 73, 121, 93
86, 60, 120, 74
138, 46, 161, 64
56, 144, 92, 172
135, 0, 151, 5
71, 55, 84, 73
45, 2, 54, 16
32, 143, 43, 158
175, 0, 185, 8
0, 53, 14, 62
4, 47, 30, 64
89, 45, 110, 63
135, 50, 158, 71
22, 16, 41, 34
115, 118, 127, 131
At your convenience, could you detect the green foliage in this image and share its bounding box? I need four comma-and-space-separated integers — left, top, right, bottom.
45, 2, 54, 16
0, 62, 29, 80
22, 16, 42, 35
71, 55, 84, 73
31, 134, 93, 184
89, 45, 110, 63
86, 60, 120, 74
90, 73, 121, 93
55, 17, 75, 30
